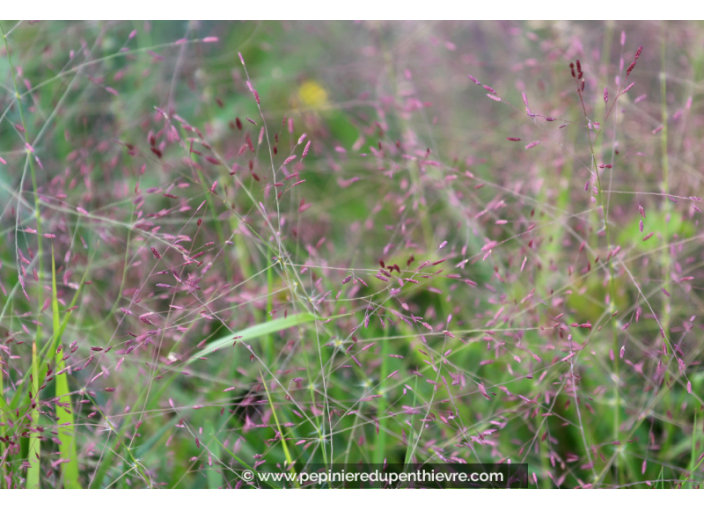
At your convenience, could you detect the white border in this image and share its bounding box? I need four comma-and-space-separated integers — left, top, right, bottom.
3, 4, 704, 21
2, 487, 695, 506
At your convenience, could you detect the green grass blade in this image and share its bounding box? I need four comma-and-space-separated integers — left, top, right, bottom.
206, 421, 224, 489
27, 342, 41, 489
51, 245, 81, 488
186, 313, 317, 363
260, 370, 298, 488
373, 323, 390, 465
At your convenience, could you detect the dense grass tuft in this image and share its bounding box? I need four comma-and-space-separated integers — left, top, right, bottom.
1, 20, 703, 489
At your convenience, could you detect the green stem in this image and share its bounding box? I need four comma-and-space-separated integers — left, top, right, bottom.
577, 77, 620, 482
265, 245, 274, 362
3, 22, 45, 489
660, 25, 672, 338
373, 321, 390, 465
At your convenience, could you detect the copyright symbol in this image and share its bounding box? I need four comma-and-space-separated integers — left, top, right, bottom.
242, 469, 254, 482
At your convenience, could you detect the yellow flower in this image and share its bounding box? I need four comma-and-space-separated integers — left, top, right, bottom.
297, 80, 328, 108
